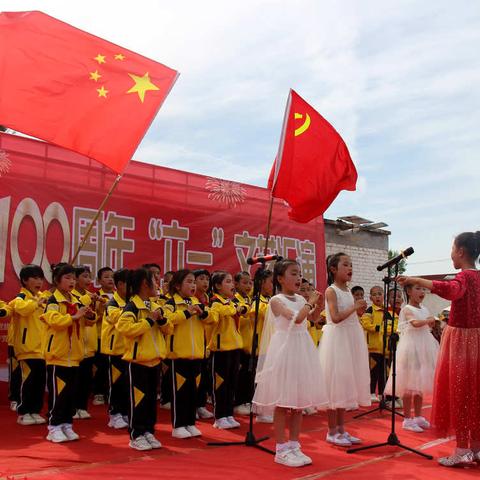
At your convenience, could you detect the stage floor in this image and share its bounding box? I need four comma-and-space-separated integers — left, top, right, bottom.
1, 387, 477, 480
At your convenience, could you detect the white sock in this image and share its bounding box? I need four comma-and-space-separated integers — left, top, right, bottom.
455, 447, 471, 455
276, 442, 289, 453
288, 440, 300, 449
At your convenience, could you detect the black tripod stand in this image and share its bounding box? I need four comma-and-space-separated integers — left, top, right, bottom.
207, 260, 276, 454
354, 267, 403, 420
347, 263, 432, 460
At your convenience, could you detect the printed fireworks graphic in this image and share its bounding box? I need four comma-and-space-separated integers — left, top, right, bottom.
205, 177, 247, 207
0, 150, 11, 177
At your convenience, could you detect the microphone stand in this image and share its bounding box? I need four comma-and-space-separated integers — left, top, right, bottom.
354, 266, 403, 420
347, 263, 432, 460
207, 260, 275, 454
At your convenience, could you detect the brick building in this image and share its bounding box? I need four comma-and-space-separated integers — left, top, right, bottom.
323, 218, 390, 294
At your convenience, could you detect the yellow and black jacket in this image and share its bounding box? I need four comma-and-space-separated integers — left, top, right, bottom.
164, 293, 213, 360
360, 305, 397, 354
2, 300, 14, 347
41, 289, 86, 367
96, 288, 114, 337
101, 292, 127, 356
234, 293, 252, 353
208, 294, 243, 352
9, 288, 46, 360
249, 295, 270, 354
155, 293, 171, 308
72, 288, 98, 358
116, 295, 172, 367
308, 321, 321, 347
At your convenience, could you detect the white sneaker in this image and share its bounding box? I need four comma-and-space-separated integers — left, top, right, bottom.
414, 416, 431, 429
108, 413, 128, 429
256, 415, 274, 423
234, 404, 251, 416
129, 435, 152, 451
186, 425, 202, 437
326, 432, 352, 447
197, 407, 214, 419
371, 393, 379, 403
402, 418, 424, 433
343, 431, 362, 444
160, 402, 171, 410
290, 446, 312, 465
122, 415, 129, 424
213, 417, 234, 429
18, 413, 37, 426
144, 432, 162, 449
46, 426, 68, 443
31, 413, 47, 424
303, 407, 317, 415
274, 449, 305, 467
172, 427, 193, 438
74, 409, 91, 419
61, 424, 80, 441
92, 395, 105, 406
227, 416, 240, 428
10, 401, 18, 412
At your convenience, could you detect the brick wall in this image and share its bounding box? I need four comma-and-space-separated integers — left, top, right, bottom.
322, 219, 390, 296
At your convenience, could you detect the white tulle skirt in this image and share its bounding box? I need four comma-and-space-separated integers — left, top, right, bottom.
385, 328, 439, 397
318, 321, 371, 410
253, 329, 328, 415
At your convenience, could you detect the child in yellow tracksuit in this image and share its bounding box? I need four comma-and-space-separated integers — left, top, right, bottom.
72, 266, 98, 419
41, 264, 91, 443
117, 267, 172, 451
233, 271, 253, 416
101, 268, 129, 429
360, 286, 390, 403
10, 265, 48, 425
208, 271, 246, 429
163, 269, 213, 439
193, 269, 214, 420
3, 299, 18, 411
93, 267, 114, 405
300, 279, 323, 347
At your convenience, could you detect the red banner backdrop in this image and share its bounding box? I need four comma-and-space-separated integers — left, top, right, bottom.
0, 132, 326, 363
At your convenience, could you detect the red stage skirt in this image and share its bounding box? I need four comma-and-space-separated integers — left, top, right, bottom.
431, 325, 480, 439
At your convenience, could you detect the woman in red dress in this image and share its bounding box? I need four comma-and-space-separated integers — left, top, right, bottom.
397, 231, 480, 467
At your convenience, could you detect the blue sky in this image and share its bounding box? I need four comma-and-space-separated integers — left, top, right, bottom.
4, 0, 480, 275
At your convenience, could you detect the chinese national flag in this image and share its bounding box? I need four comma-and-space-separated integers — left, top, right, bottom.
0, 11, 178, 174
268, 89, 357, 223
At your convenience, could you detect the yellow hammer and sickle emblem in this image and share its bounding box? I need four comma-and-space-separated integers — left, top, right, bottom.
294, 112, 311, 136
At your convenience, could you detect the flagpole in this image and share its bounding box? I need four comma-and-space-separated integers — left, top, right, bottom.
70, 174, 122, 265
263, 194, 274, 254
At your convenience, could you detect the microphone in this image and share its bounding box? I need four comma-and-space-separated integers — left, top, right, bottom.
377, 247, 414, 271
247, 254, 282, 265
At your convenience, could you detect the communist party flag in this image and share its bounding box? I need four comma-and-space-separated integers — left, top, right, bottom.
268, 89, 357, 223
0, 11, 178, 174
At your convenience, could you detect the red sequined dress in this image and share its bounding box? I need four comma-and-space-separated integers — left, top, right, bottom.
430, 269, 480, 439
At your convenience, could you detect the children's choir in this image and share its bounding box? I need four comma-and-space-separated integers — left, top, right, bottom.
2, 230, 479, 468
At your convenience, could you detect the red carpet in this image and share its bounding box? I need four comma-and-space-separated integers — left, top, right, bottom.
1, 384, 478, 480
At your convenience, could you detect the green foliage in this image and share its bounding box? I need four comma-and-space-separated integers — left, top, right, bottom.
388, 249, 407, 274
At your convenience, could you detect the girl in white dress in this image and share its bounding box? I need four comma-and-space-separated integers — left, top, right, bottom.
319, 253, 371, 447
253, 259, 328, 468
384, 284, 439, 433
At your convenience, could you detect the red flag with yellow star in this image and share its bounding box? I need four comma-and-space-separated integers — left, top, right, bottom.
0, 11, 178, 174
268, 89, 357, 223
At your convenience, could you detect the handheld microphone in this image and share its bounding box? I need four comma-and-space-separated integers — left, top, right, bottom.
377, 247, 414, 271
246, 254, 283, 265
